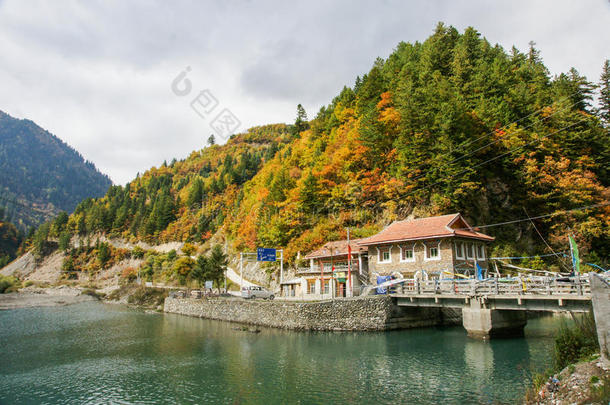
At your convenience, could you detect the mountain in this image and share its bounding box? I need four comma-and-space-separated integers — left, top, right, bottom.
0, 111, 113, 229
26, 24, 610, 283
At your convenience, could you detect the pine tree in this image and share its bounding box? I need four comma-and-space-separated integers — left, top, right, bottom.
97, 241, 110, 268
208, 244, 228, 291
300, 172, 321, 215
207, 134, 216, 146
186, 178, 204, 209
599, 59, 610, 125
58, 231, 71, 251
291, 104, 309, 137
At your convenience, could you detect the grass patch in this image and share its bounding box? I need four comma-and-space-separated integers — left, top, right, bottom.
524, 368, 554, 402
553, 312, 599, 371
588, 375, 610, 403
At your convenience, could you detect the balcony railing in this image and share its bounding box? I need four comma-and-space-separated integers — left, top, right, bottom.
297, 264, 360, 274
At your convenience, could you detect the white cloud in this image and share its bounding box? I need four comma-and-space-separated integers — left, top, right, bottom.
0, 0, 608, 185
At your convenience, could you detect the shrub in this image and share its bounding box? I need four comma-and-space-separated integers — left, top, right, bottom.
81, 289, 104, 299
132, 246, 145, 259
127, 287, 167, 307
181, 243, 196, 257
0, 275, 20, 293
121, 267, 138, 282
553, 312, 599, 371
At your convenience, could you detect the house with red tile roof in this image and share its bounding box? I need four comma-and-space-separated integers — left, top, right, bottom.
293, 238, 368, 298
358, 213, 494, 282
291, 213, 495, 298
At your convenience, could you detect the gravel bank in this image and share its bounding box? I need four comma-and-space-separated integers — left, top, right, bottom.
0, 286, 97, 310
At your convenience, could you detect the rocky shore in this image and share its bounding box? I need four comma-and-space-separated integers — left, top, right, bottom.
528, 357, 609, 404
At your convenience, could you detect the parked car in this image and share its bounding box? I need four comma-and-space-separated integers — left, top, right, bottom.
241, 286, 275, 300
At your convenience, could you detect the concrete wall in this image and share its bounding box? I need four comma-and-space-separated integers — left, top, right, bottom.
164, 296, 444, 331
590, 273, 610, 364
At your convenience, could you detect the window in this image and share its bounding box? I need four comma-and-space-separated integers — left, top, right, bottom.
322, 280, 329, 294
378, 247, 392, 263
425, 242, 441, 261
400, 245, 415, 262
455, 242, 464, 259
477, 244, 486, 260
307, 280, 316, 294
467, 243, 475, 260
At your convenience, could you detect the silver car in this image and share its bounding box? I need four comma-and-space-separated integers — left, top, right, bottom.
241, 286, 275, 300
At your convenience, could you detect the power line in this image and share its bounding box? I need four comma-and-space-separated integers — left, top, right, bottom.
524, 207, 572, 272
446, 99, 583, 167
375, 119, 588, 209
403, 96, 586, 186
454, 95, 580, 152
459, 202, 610, 230
490, 252, 568, 260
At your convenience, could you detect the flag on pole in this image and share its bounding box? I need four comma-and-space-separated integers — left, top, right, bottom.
569, 235, 580, 275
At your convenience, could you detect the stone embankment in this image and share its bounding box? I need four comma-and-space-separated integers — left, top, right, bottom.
164, 295, 455, 331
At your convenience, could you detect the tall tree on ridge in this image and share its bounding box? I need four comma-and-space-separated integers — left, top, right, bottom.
291, 104, 309, 137
599, 59, 610, 126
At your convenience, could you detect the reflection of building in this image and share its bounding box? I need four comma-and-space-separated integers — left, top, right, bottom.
285, 213, 494, 299
294, 239, 369, 298
359, 213, 494, 282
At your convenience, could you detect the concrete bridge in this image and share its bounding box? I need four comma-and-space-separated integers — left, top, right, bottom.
378, 273, 609, 360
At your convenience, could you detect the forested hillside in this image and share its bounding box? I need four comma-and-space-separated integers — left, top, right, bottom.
0, 214, 21, 268
26, 24, 610, 278
0, 111, 113, 229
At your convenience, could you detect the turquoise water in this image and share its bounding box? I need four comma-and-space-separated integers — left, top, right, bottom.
0, 302, 562, 404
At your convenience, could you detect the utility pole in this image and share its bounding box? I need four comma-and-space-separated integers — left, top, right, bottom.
278, 249, 284, 284
331, 247, 335, 300
224, 239, 228, 293
347, 227, 351, 297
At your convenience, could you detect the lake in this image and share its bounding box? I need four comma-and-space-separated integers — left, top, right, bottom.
0, 301, 563, 404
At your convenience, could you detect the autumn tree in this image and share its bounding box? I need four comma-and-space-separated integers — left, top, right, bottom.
173, 256, 195, 284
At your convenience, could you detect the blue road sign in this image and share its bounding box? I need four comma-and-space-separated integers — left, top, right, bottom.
257, 248, 276, 262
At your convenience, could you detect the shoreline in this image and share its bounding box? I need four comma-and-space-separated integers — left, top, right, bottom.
0, 287, 97, 310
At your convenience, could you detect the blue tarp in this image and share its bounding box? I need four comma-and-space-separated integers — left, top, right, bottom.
376, 275, 392, 294
476, 263, 484, 280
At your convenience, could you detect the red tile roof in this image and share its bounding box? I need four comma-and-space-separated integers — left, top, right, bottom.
304, 238, 367, 260
357, 213, 494, 246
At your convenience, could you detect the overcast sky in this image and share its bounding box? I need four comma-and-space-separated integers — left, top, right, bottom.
0, 0, 608, 185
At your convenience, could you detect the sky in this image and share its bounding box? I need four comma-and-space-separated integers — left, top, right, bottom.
0, 0, 608, 185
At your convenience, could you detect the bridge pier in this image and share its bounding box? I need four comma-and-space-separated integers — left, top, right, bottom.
462, 298, 527, 339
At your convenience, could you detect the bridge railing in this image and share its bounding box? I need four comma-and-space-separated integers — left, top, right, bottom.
393, 275, 595, 296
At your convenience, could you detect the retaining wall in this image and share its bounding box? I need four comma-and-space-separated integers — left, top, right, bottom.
164, 296, 446, 331
590, 273, 610, 364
